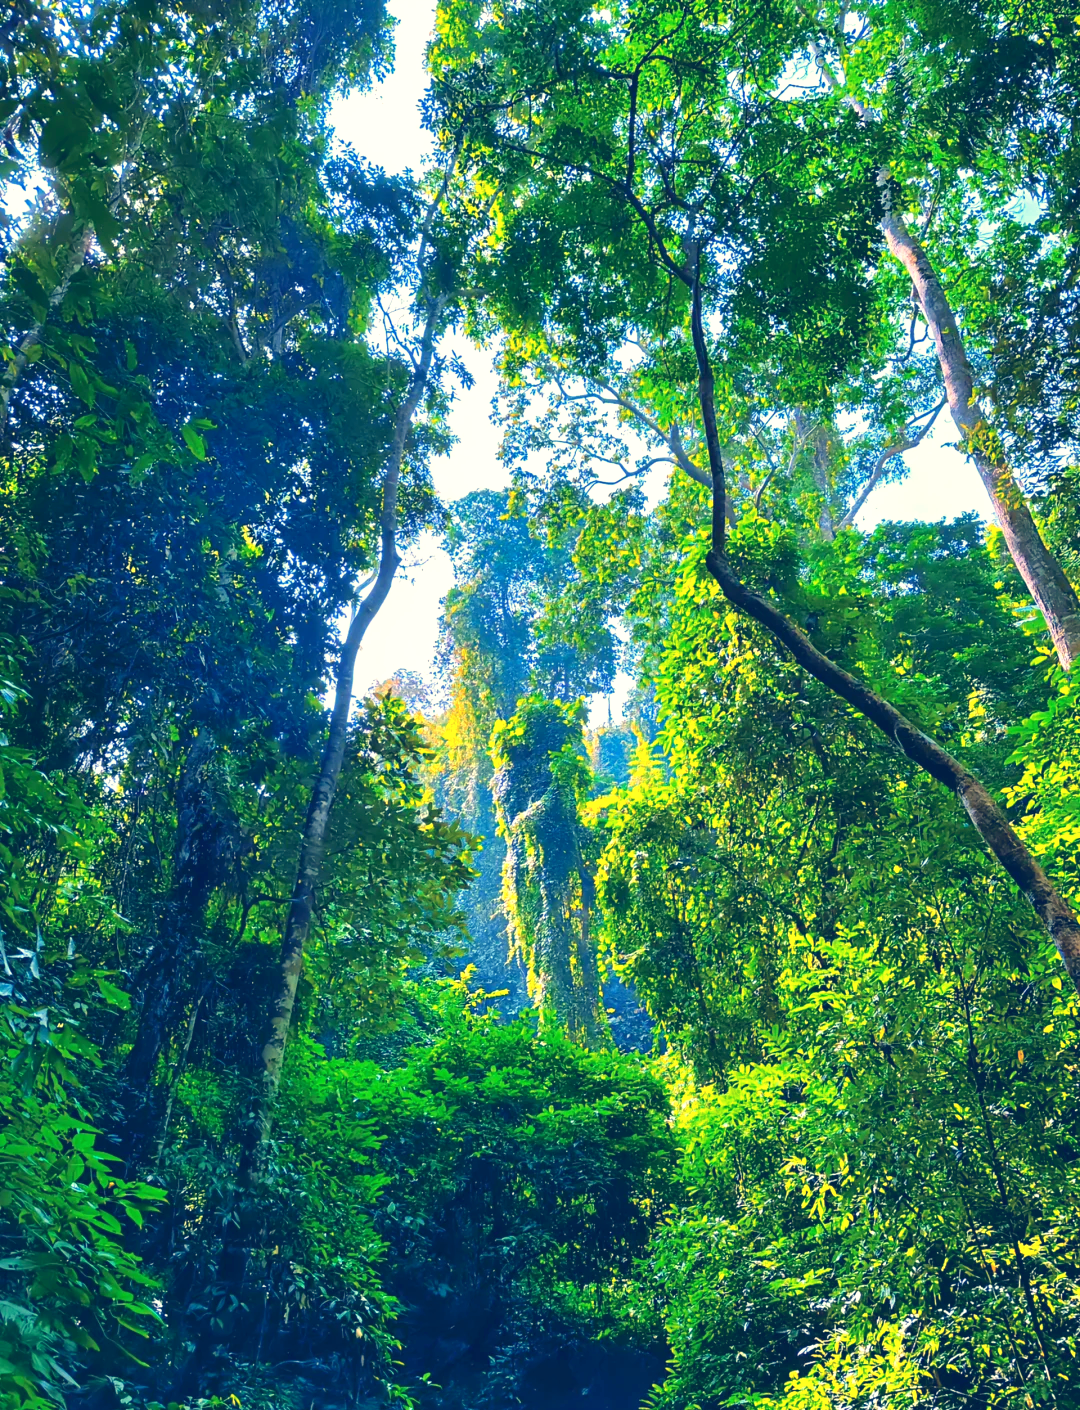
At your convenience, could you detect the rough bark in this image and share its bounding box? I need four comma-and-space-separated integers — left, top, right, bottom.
794, 409, 836, 541
684, 257, 1080, 996
806, 38, 1080, 670
879, 193, 1080, 673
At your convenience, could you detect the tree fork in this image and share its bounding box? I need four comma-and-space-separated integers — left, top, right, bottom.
686, 261, 1080, 996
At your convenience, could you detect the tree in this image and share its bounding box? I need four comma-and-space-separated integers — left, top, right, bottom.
492, 697, 606, 1042
801, 0, 1080, 671
432, 0, 1080, 995
433, 487, 625, 1014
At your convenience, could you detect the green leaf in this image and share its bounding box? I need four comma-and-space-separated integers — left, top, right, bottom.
68, 362, 95, 408
181, 425, 207, 460
95, 976, 130, 1010
39, 108, 94, 169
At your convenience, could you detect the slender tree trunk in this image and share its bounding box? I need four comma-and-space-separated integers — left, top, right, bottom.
810, 423, 836, 542
249, 293, 446, 1154
684, 257, 1080, 996
153, 989, 207, 1167
807, 42, 1080, 670
794, 409, 836, 541
878, 191, 1080, 673
196, 305, 445, 1372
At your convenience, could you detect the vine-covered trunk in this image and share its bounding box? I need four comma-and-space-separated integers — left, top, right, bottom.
494, 702, 607, 1045
794, 409, 836, 541
686, 260, 1080, 996
878, 196, 1080, 674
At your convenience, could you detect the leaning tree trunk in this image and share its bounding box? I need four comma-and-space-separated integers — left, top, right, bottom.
0, 223, 96, 432
196, 306, 444, 1369
2, 105, 149, 433
246, 293, 446, 1161
685, 257, 1080, 996
878, 190, 1080, 674
807, 41, 1080, 673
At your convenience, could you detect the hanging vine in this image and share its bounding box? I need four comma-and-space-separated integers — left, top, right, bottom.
492, 697, 607, 1044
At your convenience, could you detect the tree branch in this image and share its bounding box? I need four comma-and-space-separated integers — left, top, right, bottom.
834, 397, 946, 531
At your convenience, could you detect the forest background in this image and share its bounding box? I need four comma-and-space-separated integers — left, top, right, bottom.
2, 3, 1080, 1410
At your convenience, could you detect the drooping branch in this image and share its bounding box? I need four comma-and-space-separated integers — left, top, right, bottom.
679, 268, 1080, 996
686, 244, 728, 558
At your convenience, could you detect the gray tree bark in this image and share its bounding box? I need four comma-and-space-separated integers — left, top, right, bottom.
808, 35, 1080, 672
879, 193, 1080, 673
252, 293, 447, 1146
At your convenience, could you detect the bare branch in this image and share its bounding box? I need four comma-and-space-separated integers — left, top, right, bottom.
835, 397, 946, 531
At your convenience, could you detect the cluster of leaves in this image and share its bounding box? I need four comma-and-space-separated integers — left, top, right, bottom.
574, 508, 1079, 1405
0, 643, 163, 1408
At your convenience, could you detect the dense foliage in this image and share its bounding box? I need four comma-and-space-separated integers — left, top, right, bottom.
3, 2, 1080, 1408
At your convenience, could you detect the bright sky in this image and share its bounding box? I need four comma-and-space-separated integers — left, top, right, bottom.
331, 2, 992, 709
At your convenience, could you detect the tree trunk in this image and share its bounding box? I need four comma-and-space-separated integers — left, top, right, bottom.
196, 304, 445, 1368
878, 189, 1080, 673
0, 223, 95, 432
807, 41, 1080, 670
685, 257, 1080, 996
2, 114, 148, 432
248, 292, 446, 1156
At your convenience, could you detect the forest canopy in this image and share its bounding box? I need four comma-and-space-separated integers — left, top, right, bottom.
2, 2, 1080, 1408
